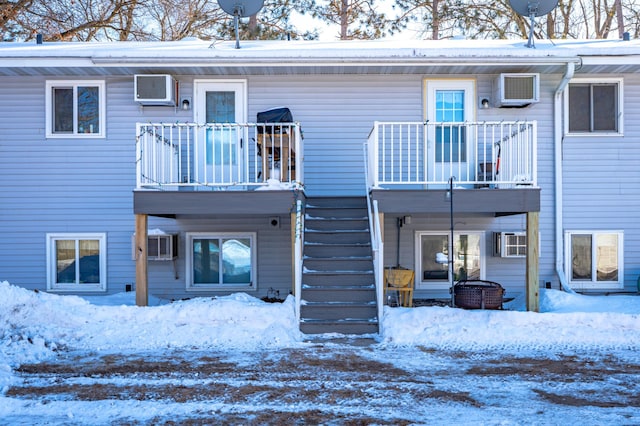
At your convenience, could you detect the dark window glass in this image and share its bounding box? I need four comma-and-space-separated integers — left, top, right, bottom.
53, 88, 73, 133
593, 85, 616, 131
568, 83, 618, 132
77, 86, 99, 134
571, 234, 592, 280
193, 238, 220, 284
568, 85, 590, 132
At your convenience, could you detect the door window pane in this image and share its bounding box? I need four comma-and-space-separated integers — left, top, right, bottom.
222, 238, 252, 283
205, 91, 238, 166
435, 90, 466, 162
206, 91, 235, 123
421, 234, 449, 281
454, 234, 481, 280
206, 128, 238, 165
420, 233, 481, 282
193, 238, 220, 284
435, 126, 467, 162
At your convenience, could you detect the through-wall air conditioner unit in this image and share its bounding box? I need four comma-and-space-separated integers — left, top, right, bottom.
493, 232, 527, 258
134, 74, 176, 105
131, 231, 178, 261
494, 73, 539, 107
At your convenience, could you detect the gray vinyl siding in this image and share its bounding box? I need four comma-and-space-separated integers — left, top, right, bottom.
248, 74, 424, 196
4, 68, 640, 300
0, 77, 138, 292
562, 74, 640, 291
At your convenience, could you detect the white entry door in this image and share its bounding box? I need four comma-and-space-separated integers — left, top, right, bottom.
194, 80, 247, 184
425, 80, 475, 183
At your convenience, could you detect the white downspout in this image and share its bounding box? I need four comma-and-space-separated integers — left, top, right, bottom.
554, 61, 577, 294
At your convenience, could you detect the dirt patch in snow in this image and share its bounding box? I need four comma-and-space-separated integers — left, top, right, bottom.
6, 345, 640, 423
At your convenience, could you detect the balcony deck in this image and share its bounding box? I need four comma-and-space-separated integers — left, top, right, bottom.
365, 120, 540, 215
134, 122, 303, 216
134, 120, 539, 216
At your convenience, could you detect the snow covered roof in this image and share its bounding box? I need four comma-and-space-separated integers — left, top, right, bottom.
1, 38, 639, 76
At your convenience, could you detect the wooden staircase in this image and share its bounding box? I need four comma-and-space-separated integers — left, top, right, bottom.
299, 197, 379, 335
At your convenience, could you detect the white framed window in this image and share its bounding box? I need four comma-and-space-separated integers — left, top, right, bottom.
564, 78, 623, 135
186, 232, 256, 291
415, 231, 485, 290
46, 233, 107, 292
564, 231, 624, 290
46, 80, 106, 138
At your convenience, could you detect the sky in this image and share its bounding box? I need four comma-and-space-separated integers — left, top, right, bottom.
1, 280, 639, 423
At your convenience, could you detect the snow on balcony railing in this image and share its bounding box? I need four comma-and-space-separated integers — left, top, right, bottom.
135, 122, 302, 190
366, 121, 537, 189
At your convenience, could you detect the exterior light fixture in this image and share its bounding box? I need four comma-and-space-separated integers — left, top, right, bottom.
181, 97, 191, 111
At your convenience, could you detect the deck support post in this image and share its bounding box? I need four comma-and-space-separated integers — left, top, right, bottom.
526, 211, 540, 312
135, 213, 148, 307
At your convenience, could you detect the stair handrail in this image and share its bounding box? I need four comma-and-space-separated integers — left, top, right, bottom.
293, 198, 304, 323
364, 141, 385, 332
371, 199, 384, 330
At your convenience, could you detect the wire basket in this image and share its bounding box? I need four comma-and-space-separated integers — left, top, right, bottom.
453, 280, 505, 310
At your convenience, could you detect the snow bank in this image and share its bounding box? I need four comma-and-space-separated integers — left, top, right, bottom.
0, 281, 302, 392
380, 289, 640, 353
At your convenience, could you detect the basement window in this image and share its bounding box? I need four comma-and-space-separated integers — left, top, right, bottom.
565, 231, 624, 290
46, 233, 107, 292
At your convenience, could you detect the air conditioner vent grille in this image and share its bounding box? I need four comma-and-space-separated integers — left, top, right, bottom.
503, 76, 535, 100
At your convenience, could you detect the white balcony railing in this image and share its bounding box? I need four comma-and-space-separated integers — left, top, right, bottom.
366, 121, 537, 189
135, 122, 302, 189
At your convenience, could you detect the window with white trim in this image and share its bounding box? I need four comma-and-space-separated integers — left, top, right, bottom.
565, 78, 623, 134
46, 80, 106, 138
186, 232, 256, 291
565, 231, 624, 290
415, 231, 484, 290
46, 233, 107, 292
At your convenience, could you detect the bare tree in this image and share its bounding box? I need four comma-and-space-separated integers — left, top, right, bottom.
392, 0, 453, 39
2, 0, 638, 42
217, 0, 318, 41
296, 0, 389, 40
8, 0, 142, 41
394, 0, 633, 40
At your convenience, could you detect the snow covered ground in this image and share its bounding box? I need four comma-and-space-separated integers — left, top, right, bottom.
1, 280, 639, 424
